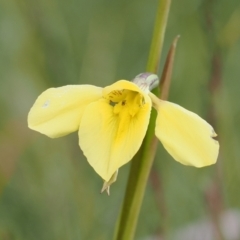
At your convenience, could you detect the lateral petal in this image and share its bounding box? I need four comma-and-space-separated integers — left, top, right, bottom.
28, 85, 102, 138
154, 99, 219, 167
79, 98, 151, 181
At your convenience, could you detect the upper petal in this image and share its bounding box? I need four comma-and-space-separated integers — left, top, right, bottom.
103, 80, 149, 102
78, 97, 151, 181
150, 94, 219, 167
28, 85, 102, 138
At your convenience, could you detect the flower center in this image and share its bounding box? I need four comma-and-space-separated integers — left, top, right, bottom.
106, 90, 144, 117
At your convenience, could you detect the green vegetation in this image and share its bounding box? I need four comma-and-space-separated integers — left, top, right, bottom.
0, 0, 240, 239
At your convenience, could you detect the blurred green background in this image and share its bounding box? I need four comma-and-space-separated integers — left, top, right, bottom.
1, 0, 240, 239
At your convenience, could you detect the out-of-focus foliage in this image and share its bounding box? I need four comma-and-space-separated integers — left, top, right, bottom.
0, 0, 240, 239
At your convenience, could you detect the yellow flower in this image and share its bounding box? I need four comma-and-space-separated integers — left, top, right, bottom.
28, 73, 219, 182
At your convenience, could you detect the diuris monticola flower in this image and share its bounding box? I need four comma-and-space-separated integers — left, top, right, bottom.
28, 73, 219, 183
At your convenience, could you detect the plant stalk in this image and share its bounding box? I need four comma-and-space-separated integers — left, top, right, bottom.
113, 1, 171, 239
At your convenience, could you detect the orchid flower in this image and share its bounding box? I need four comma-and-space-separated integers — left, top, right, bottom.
28, 73, 219, 184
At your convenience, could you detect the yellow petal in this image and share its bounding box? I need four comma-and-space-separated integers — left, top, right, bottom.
78, 98, 151, 181
103, 80, 147, 98
151, 95, 219, 167
28, 85, 102, 138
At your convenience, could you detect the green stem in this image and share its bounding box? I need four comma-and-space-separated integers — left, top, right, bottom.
113, 1, 171, 239
147, 0, 171, 73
